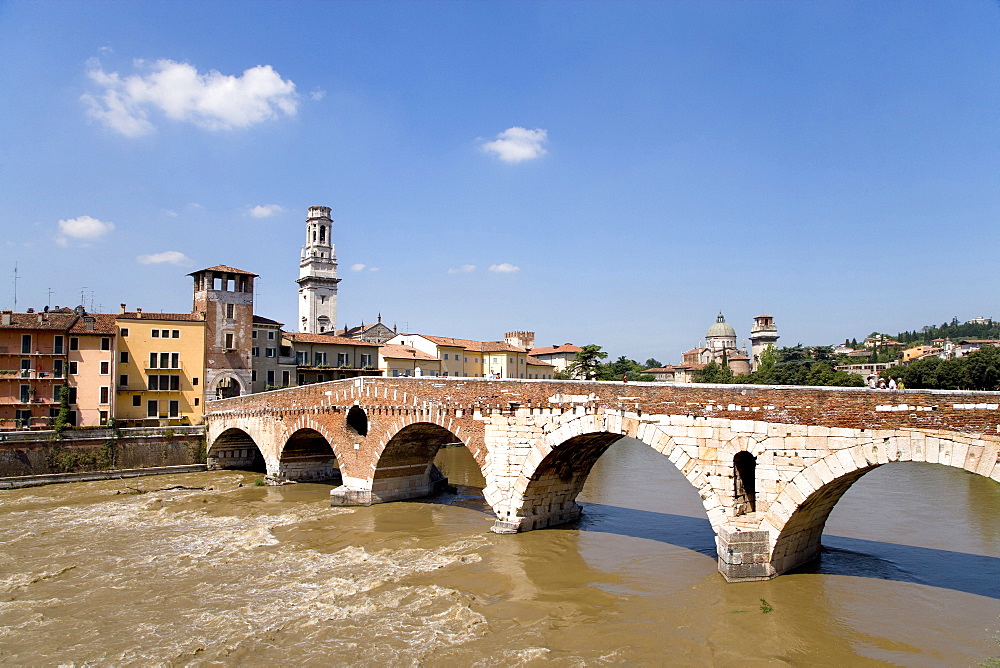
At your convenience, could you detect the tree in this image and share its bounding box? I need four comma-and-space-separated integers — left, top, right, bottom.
566, 344, 608, 380
644, 358, 663, 369
693, 361, 734, 384
966, 345, 1000, 390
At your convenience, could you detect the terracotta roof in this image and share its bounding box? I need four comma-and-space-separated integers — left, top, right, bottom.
117, 312, 204, 322
526, 356, 554, 367
253, 315, 284, 326
643, 367, 676, 373
189, 265, 258, 277
0, 311, 78, 330
379, 344, 438, 361
285, 333, 380, 347
529, 343, 582, 356
409, 334, 527, 353
69, 313, 118, 335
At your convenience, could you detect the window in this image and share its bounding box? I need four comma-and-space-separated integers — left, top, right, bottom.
120, 351, 129, 364
152, 329, 159, 338
226, 303, 235, 319
68, 361, 78, 375
148, 376, 158, 391
120, 374, 129, 387
161, 329, 170, 338
194, 397, 199, 406
100, 338, 111, 351
99, 410, 109, 425
171, 353, 179, 369
337, 353, 349, 366
298, 374, 305, 385
464, 357, 468, 363
314, 352, 327, 366
266, 348, 276, 358
53, 386, 62, 401
133, 395, 142, 407
53, 336, 64, 354
282, 370, 290, 386
100, 361, 110, 375
20, 359, 30, 371
169, 400, 179, 418
147, 400, 158, 418
225, 333, 234, 349
171, 330, 179, 338
266, 370, 275, 386
317, 374, 325, 382
360, 354, 372, 367
149, 352, 157, 368
99, 387, 109, 404
392, 369, 400, 377
267, 331, 275, 340
120, 328, 128, 337
67, 387, 77, 404
69, 337, 79, 351
160, 352, 169, 369
252, 347, 260, 357
192, 377, 198, 386
443, 354, 449, 360
296, 351, 308, 365
251, 370, 257, 382
53, 360, 63, 378
21, 334, 31, 354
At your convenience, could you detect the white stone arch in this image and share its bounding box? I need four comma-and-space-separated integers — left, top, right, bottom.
766, 430, 1000, 575
206, 421, 269, 472
497, 409, 734, 532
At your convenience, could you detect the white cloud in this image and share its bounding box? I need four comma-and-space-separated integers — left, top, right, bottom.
247, 204, 283, 218
481, 127, 548, 163
350, 264, 380, 272
82, 59, 299, 137
163, 209, 178, 217
310, 89, 327, 101
447, 264, 476, 274
56, 215, 114, 247
137, 250, 192, 266
489, 263, 521, 273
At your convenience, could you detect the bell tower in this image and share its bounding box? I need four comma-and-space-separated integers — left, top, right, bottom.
296, 205, 341, 333
749, 314, 779, 371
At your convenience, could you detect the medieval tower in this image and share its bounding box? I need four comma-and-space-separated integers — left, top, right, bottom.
190, 265, 256, 402
296, 205, 341, 333
749, 314, 780, 371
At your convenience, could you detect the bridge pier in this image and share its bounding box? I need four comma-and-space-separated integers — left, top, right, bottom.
716, 527, 775, 581
206, 447, 262, 472
330, 466, 449, 506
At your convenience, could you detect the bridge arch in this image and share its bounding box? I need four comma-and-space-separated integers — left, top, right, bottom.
496, 410, 731, 532
365, 420, 471, 503
767, 431, 1000, 575
207, 426, 266, 472
275, 418, 340, 482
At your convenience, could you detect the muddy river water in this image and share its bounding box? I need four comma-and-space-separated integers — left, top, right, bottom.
1, 437, 997, 666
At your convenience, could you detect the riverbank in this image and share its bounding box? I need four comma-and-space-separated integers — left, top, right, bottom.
0, 464, 208, 489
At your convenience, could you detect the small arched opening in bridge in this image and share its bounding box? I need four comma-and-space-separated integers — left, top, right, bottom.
733, 451, 757, 515
207, 427, 266, 473
346, 406, 368, 436
374, 422, 476, 502
771, 457, 1000, 588
278, 428, 339, 483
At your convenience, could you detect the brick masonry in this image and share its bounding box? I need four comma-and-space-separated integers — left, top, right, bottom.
204, 378, 1000, 581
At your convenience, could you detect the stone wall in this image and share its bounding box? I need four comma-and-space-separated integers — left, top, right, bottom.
0, 426, 206, 477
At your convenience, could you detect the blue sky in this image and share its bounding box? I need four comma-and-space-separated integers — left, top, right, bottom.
1, 1, 997, 364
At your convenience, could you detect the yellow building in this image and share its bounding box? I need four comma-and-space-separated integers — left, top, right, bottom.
114, 310, 207, 426
67, 312, 118, 427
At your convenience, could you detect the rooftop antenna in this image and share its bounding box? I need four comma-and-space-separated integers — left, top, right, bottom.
80, 286, 88, 306
12, 263, 19, 310
47, 287, 54, 308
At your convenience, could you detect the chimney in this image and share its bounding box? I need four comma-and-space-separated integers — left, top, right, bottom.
136, 307, 143, 318
1, 311, 11, 326
84, 316, 95, 331
120, 303, 126, 314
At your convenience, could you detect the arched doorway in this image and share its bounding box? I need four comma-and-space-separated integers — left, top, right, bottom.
215, 377, 242, 399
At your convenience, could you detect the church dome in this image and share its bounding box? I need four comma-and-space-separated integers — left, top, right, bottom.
706, 313, 736, 339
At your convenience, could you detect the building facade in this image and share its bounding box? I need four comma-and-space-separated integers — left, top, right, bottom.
190, 265, 256, 401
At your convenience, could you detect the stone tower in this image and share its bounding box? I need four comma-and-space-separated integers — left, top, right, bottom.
296, 205, 341, 333
749, 314, 779, 371
190, 265, 257, 402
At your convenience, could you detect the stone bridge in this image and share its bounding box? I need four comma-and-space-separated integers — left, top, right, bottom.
204, 377, 1000, 581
